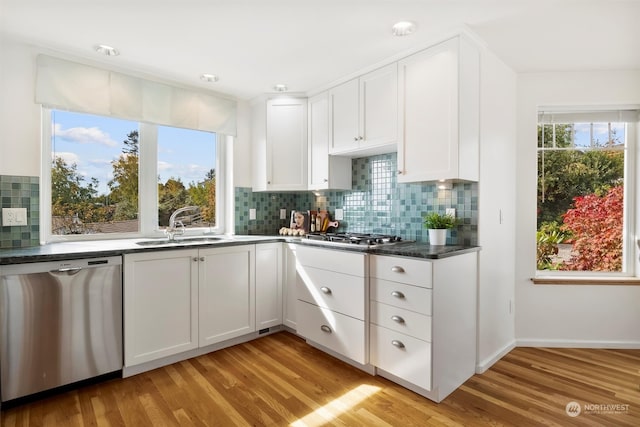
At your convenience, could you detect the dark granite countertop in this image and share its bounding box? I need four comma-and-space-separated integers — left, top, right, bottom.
293, 238, 480, 259
0, 235, 478, 265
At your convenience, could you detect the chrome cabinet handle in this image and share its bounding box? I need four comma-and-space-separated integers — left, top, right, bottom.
320, 286, 332, 294
391, 340, 405, 349
358, 136, 363, 140
200, 257, 205, 262
397, 170, 403, 175
320, 325, 332, 333
354, 136, 359, 141
391, 266, 405, 273
193, 257, 199, 262
391, 315, 405, 324
323, 178, 328, 182
391, 291, 405, 299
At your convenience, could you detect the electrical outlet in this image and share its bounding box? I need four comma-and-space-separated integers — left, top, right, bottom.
335, 208, 344, 220
445, 208, 456, 218
280, 209, 287, 220
249, 208, 256, 220
2, 208, 28, 226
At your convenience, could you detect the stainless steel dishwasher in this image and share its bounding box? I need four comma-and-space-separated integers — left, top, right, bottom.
0, 256, 122, 402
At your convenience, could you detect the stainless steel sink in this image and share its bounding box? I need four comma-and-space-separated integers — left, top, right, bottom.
136, 236, 226, 246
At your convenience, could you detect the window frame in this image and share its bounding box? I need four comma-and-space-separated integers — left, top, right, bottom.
534, 113, 638, 279
41, 108, 226, 243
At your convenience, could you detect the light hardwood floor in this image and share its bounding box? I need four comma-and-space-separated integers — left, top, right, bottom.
1, 331, 639, 426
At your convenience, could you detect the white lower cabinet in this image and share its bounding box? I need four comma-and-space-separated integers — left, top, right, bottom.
296, 300, 366, 364
369, 252, 477, 402
124, 249, 199, 367
370, 324, 432, 391
199, 245, 256, 346
124, 245, 256, 368
283, 243, 298, 330
295, 245, 367, 364
255, 243, 283, 329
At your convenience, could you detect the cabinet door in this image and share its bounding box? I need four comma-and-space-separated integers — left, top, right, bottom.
255, 243, 282, 329
308, 92, 330, 188
199, 245, 256, 346
124, 250, 199, 366
397, 38, 459, 182
360, 63, 398, 148
329, 78, 359, 153
283, 243, 298, 330
266, 98, 308, 190
309, 92, 352, 190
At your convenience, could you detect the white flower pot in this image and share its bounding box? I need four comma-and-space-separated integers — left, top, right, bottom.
428, 228, 447, 246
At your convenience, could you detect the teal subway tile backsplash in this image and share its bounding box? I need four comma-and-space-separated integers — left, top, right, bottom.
235, 153, 478, 245
0, 175, 40, 248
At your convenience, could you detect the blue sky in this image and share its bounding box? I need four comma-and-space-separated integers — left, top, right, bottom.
51, 110, 216, 195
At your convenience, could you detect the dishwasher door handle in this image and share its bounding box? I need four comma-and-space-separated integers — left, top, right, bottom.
51, 267, 83, 275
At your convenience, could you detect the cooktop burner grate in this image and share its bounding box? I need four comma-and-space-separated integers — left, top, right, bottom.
304, 232, 406, 246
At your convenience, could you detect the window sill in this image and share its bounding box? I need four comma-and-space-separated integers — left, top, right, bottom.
532, 277, 640, 286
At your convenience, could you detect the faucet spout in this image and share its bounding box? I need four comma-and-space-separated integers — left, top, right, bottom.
165, 206, 200, 240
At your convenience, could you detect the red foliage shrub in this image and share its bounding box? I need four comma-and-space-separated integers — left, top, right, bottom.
561, 186, 623, 271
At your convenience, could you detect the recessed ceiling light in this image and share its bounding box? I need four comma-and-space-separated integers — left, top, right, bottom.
273, 84, 288, 92
392, 21, 417, 37
200, 73, 219, 83
94, 44, 119, 56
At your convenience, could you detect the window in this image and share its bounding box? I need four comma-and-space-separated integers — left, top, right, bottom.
43, 109, 224, 240
536, 109, 637, 275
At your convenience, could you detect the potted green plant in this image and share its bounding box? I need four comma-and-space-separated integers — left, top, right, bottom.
423, 211, 459, 245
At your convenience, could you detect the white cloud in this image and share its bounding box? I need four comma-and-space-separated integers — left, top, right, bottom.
158, 160, 173, 171
52, 151, 80, 165
53, 123, 118, 147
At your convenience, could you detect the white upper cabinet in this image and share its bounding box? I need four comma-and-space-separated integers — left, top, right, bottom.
308, 92, 351, 190
252, 97, 308, 191
329, 63, 398, 156
397, 36, 479, 183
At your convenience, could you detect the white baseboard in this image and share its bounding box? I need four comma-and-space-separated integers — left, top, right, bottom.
516, 339, 640, 349
476, 339, 516, 374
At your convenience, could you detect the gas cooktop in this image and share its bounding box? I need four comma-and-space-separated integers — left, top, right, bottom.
304, 232, 410, 248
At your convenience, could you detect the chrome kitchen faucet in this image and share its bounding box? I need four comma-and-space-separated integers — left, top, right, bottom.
165, 206, 200, 240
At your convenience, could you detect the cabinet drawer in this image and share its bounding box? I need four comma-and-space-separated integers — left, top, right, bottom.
296, 300, 366, 364
370, 324, 431, 391
297, 266, 365, 319
370, 255, 432, 287
296, 246, 366, 277
370, 278, 432, 315
371, 302, 431, 342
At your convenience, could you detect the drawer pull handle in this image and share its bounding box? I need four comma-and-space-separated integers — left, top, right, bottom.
320, 286, 332, 294
391, 340, 405, 349
391, 315, 405, 324
320, 325, 332, 333
391, 291, 405, 299
391, 266, 405, 273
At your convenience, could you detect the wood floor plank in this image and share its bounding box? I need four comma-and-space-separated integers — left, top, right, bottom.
2, 331, 639, 426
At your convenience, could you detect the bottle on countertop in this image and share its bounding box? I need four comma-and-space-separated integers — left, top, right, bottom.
310, 213, 316, 232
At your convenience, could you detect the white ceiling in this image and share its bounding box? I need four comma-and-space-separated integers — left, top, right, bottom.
2, 0, 639, 100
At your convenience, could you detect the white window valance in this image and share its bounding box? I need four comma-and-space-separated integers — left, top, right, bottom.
35, 54, 237, 136
538, 108, 639, 124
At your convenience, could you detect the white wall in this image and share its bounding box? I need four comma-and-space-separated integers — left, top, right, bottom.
476, 48, 517, 371
515, 70, 640, 347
